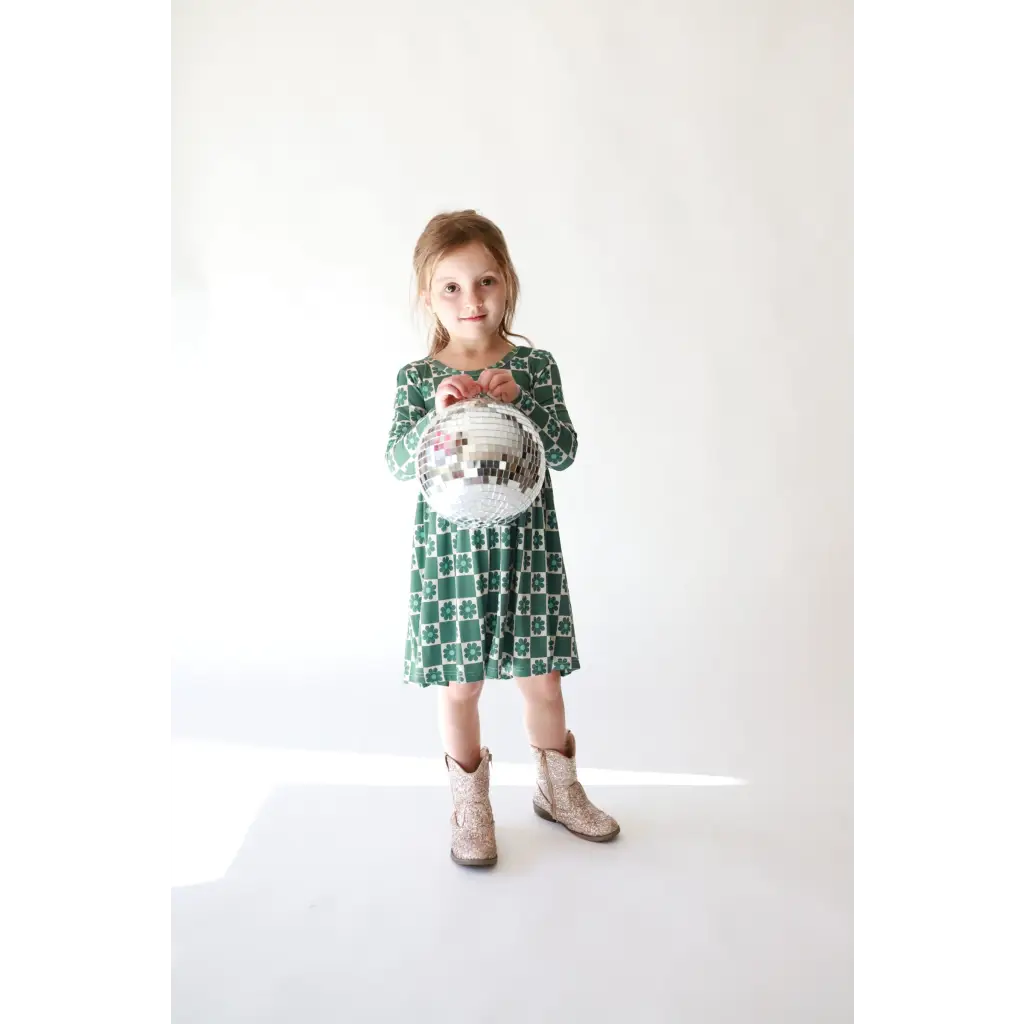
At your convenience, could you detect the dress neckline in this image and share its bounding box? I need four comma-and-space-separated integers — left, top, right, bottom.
429, 343, 518, 375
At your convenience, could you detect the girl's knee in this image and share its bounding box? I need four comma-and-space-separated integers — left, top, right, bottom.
441, 680, 484, 704
517, 670, 562, 702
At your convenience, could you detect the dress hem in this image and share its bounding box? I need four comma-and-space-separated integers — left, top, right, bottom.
404, 658, 581, 688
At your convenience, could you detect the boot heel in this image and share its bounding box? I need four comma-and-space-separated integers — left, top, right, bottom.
533, 801, 556, 822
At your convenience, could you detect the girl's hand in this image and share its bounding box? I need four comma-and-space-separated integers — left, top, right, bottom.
435, 374, 482, 412
477, 368, 520, 404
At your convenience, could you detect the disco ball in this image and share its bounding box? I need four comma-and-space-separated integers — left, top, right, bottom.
415, 394, 546, 527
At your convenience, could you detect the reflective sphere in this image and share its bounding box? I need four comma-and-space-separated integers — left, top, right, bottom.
416, 394, 546, 526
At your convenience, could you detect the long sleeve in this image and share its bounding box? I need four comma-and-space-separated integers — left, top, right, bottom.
385, 367, 433, 481
511, 350, 579, 470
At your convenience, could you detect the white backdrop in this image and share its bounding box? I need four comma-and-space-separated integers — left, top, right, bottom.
172, 0, 851, 813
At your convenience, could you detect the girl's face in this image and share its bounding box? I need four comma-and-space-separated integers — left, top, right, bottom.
425, 242, 507, 344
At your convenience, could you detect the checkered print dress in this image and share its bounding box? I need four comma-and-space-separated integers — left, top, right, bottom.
385, 346, 581, 686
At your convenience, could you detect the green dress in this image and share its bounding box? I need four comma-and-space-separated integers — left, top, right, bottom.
385, 345, 581, 687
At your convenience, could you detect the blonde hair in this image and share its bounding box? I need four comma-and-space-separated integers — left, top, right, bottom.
413, 210, 530, 359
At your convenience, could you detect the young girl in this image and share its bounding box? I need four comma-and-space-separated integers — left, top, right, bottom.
385, 210, 619, 867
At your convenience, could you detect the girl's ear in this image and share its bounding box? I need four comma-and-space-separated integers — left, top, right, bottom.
420, 288, 432, 313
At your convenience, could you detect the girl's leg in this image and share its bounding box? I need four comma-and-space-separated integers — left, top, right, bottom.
519, 671, 620, 841
437, 681, 485, 770
515, 671, 568, 753
440, 680, 497, 867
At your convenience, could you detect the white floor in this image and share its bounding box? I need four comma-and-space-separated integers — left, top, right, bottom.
172, 743, 851, 1023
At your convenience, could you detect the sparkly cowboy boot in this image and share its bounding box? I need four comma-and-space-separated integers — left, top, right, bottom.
446, 747, 498, 867
532, 731, 620, 842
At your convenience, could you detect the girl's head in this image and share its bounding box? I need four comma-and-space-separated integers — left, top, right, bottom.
413, 210, 524, 358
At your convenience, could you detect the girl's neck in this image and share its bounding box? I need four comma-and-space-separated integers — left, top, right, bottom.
435, 335, 512, 371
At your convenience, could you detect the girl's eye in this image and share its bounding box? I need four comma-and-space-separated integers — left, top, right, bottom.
443, 283, 457, 294
481, 277, 495, 286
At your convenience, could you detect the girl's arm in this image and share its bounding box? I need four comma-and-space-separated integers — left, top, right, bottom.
385, 368, 433, 481
511, 351, 579, 471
